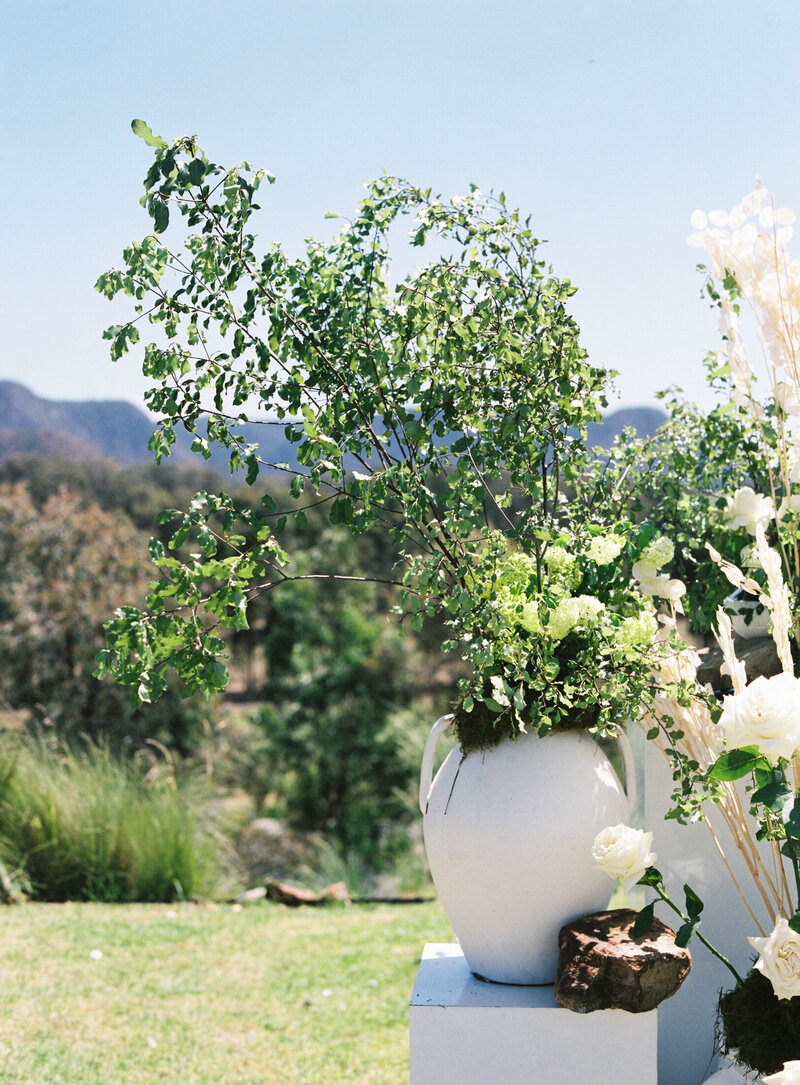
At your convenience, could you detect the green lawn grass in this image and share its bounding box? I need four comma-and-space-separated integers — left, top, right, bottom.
0, 900, 453, 1084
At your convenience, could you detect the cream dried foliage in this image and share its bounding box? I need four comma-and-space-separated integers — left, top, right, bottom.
755, 523, 794, 673
648, 640, 792, 934
690, 182, 800, 497
647, 530, 800, 933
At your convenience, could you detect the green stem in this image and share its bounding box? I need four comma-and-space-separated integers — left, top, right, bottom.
652, 883, 744, 987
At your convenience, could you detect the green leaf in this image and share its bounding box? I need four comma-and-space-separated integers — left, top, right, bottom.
786, 799, 800, 841
789, 914, 800, 936
188, 158, 206, 185
632, 902, 655, 938
131, 119, 168, 149
752, 778, 794, 815
483, 697, 505, 714
675, 919, 701, 948
151, 199, 169, 234
782, 838, 800, 860
683, 884, 704, 919
245, 453, 259, 486
709, 747, 766, 781
637, 866, 663, 888
755, 764, 775, 789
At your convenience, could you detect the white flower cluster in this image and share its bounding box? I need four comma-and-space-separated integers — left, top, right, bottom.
749, 916, 800, 1000
640, 536, 674, 567
592, 824, 656, 893
719, 672, 800, 763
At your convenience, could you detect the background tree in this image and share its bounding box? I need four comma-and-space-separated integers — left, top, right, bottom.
257, 562, 422, 868
0, 481, 210, 751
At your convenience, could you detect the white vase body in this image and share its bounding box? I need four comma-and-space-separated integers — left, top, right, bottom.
420, 721, 632, 985
724, 589, 771, 639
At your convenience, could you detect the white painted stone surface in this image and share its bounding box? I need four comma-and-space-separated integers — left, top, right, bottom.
409, 943, 657, 1085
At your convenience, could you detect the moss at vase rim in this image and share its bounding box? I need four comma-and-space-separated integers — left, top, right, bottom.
718, 968, 800, 1075
451, 683, 599, 755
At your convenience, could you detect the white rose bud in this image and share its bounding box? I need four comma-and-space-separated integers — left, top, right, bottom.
719, 673, 800, 763
764, 1061, 800, 1085
749, 917, 800, 1000
591, 824, 657, 893
724, 485, 775, 535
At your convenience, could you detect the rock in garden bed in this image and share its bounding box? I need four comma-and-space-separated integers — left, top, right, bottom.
263, 878, 351, 906
555, 908, 691, 1013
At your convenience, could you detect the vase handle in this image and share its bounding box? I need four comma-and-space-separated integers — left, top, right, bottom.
419, 714, 455, 814
617, 728, 637, 819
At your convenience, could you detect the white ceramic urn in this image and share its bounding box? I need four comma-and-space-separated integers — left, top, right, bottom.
724, 588, 771, 639
419, 716, 635, 985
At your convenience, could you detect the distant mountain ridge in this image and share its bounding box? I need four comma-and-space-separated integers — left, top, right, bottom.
0, 381, 667, 471
0, 381, 172, 466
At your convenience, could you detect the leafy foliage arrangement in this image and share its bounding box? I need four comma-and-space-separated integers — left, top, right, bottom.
96, 121, 676, 749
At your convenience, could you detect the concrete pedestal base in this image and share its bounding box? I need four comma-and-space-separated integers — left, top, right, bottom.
410, 944, 657, 1085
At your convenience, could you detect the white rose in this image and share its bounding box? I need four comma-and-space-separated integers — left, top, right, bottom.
719, 673, 800, 762
724, 485, 775, 535
591, 824, 656, 893
749, 917, 800, 1000
764, 1061, 800, 1085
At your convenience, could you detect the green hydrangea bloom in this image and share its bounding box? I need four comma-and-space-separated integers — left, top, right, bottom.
640, 536, 674, 569
494, 551, 538, 592
576, 595, 605, 622
547, 597, 580, 640
587, 534, 625, 565
546, 594, 604, 640
495, 586, 541, 634
617, 612, 658, 648
518, 602, 541, 634
546, 545, 581, 587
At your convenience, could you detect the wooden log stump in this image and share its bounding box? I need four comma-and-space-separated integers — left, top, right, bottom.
555, 909, 691, 1014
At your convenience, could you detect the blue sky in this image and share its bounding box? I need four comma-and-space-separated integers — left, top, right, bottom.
3, 0, 800, 413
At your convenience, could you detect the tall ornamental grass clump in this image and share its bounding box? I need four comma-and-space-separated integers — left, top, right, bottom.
0, 741, 219, 902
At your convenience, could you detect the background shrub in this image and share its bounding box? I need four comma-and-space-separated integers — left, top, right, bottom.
0, 739, 220, 901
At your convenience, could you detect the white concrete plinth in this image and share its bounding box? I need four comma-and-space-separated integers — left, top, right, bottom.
410, 944, 657, 1085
